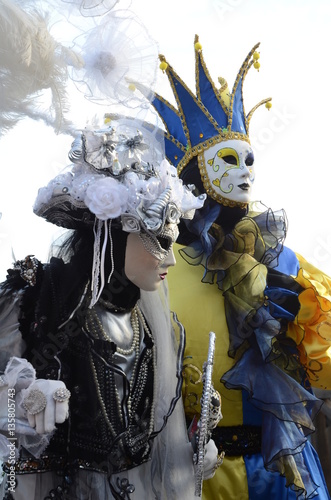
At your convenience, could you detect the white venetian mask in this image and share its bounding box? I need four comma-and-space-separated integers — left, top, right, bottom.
201, 139, 255, 205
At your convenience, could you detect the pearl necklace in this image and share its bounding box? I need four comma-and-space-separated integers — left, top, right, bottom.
85, 305, 140, 355
86, 304, 155, 439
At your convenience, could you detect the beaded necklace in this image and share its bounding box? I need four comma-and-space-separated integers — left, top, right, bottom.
86, 304, 140, 356
85, 304, 156, 444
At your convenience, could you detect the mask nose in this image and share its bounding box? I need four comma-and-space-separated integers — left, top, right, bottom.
240, 163, 251, 177
162, 247, 176, 268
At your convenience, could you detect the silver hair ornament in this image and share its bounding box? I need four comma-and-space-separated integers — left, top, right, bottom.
68, 136, 84, 163
144, 187, 172, 219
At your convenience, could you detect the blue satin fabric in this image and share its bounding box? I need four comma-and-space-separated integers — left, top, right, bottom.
245, 452, 297, 499
244, 443, 330, 500
242, 393, 330, 499
276, 246, 300, 275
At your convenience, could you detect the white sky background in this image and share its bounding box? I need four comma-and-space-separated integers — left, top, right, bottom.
0, 0, 331, 281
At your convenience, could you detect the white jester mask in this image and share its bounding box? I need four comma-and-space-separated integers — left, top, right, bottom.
199, 139, 255, 207
147, 40, 271, 210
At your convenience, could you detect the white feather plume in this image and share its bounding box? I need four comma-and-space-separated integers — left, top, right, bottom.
0, 0, 76, 135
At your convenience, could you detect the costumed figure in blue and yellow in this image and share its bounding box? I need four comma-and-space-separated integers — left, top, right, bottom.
140, 36, 331, 499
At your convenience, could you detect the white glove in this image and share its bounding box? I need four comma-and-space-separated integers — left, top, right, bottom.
22, 379, 70, 434
203, 439, 221, 480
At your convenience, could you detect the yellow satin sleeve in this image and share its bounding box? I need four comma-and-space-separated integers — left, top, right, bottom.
202, 456, 249, 500
287, 253, 331, 390
167, 243, 249, 500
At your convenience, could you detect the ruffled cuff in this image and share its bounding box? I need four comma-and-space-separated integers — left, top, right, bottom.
222, 283, 322, 498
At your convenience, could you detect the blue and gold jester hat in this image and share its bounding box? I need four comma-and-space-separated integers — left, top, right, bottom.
137, 36, 271, 204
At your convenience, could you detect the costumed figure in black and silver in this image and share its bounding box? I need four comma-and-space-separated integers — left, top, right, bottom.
0, 118, 219, 499
0, 1, 230, 498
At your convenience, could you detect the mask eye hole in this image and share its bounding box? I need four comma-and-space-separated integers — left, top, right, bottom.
245, 153, 254, 166
156, 236, 171, 251
222, 155, 238, 166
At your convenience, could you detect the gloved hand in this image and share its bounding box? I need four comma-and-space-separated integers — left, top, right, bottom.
203, 439, 224, 480
189, 415, 224, 481
22, 379, 70, 434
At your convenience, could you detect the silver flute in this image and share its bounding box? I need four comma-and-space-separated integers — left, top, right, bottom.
194, 331, 216, 497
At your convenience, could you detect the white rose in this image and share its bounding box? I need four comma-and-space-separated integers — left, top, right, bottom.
84, 177, 129, 220
121, 214, 141, 233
